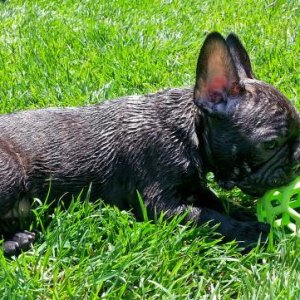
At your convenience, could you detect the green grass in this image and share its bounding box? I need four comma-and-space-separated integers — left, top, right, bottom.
0, 0, 300, 298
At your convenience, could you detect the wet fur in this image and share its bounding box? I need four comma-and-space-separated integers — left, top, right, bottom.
1, 32, 300, 255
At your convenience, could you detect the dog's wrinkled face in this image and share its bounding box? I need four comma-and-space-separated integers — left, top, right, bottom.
194, 33, 300, 196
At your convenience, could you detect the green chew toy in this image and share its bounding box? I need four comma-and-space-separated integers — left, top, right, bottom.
257, 176, 300, 237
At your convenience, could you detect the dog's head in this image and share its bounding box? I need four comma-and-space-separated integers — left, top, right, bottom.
194, 32, 300, 196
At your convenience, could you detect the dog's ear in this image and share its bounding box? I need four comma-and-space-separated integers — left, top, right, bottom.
194, 32, 242, 117
226, 33, 254, 79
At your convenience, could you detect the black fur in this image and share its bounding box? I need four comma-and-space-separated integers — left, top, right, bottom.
1, 32, 299, 255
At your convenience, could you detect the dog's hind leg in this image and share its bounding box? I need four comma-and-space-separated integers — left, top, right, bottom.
0, 142, 35, 256
1, 203, 36, 257
0, 198, 36, 257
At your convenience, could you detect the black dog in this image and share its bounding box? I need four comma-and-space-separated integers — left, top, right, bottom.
1, 32, 300, 255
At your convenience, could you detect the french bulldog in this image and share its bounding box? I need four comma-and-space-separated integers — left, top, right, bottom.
1, 32, 299, 256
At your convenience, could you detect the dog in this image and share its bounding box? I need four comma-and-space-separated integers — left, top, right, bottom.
1, 32, 299, 256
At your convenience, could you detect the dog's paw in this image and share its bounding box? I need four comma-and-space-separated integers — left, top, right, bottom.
3, 230, 36, 257
234, 221, 270, 253
230, 208, 257, 222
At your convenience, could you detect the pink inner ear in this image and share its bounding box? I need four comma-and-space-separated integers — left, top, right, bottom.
202, 76, 240, 102
207, 76, 228, 92
203, 75, 229, 102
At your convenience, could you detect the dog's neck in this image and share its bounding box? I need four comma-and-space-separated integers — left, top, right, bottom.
194, 111, 216, 173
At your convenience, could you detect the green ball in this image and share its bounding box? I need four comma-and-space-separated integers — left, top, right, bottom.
257, 176, 300, 236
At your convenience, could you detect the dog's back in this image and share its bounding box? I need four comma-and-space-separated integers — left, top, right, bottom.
0, 88, 199, 214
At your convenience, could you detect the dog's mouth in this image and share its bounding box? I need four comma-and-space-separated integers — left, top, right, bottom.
217, 179, 263, 197
218, 145, 299, 197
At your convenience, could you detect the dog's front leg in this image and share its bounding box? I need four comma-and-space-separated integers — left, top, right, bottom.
143, 186, 269, 251
172, 205, 268, 251
190, 185, 257, 221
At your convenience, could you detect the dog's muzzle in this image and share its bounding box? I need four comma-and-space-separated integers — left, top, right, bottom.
237, 145, 300, 196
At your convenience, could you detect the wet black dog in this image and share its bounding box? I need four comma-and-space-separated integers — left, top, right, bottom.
1, 32, 300, 255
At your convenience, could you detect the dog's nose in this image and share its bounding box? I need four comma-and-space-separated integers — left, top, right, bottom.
269, 177, 285, 187
292, 141, 300, 164
292, 164, 300, 174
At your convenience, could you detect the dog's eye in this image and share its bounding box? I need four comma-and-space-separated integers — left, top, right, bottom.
263, 140, 278, 151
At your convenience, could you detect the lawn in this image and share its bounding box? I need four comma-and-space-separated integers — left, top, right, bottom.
0, 0, 300, 298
